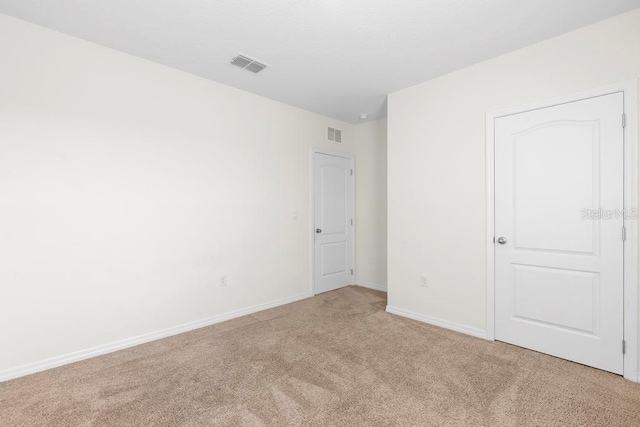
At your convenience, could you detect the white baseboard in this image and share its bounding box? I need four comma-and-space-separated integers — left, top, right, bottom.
354, 281, 387, 292
386, 305, 486, 339
0, 292, 312, 383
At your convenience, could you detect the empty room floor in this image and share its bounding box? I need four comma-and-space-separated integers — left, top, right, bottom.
1, 286, 639, 426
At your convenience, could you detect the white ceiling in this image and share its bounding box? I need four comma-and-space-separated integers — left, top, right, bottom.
1, 1, 639, 123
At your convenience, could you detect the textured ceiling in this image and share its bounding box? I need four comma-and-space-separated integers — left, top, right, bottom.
1, 0, 639, 123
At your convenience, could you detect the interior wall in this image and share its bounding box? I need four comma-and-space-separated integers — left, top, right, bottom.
353, 119, 388, 288
388, 8, 640, 368
0, 14, 387, 376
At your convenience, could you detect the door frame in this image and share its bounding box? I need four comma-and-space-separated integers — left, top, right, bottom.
310, 147, 356, 296
485, 80, 639, 382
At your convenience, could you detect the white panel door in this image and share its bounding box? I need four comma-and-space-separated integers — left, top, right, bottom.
314, 152, 353, 294
495, 93, 624, 374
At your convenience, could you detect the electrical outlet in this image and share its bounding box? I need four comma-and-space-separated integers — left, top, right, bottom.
420, 275, 428, 287
220, 275, 228, 287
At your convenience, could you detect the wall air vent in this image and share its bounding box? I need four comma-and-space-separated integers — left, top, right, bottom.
327, 127, 342, 143
230, 53, 268, 74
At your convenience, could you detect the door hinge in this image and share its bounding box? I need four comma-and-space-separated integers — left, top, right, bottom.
350, 269, 354, 275
350, 169, 353, 176
622, 113, 626, 128
623, 340, 626, 354
622, 226, 626, 241
351, 218, 353, 225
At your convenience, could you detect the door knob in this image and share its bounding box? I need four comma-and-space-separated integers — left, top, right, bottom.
316, 228, 322, 234
497, 237, 507, 245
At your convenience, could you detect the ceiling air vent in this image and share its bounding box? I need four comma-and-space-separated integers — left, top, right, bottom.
327, 127, 342, 143
230, 53, 268, 74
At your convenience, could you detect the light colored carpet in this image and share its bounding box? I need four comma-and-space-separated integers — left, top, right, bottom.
1, 286, 640, 426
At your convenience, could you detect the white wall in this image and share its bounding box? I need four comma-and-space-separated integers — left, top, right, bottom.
388, 8, 640, 369
354, 119, 388, 289
0, 14, 387, 377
